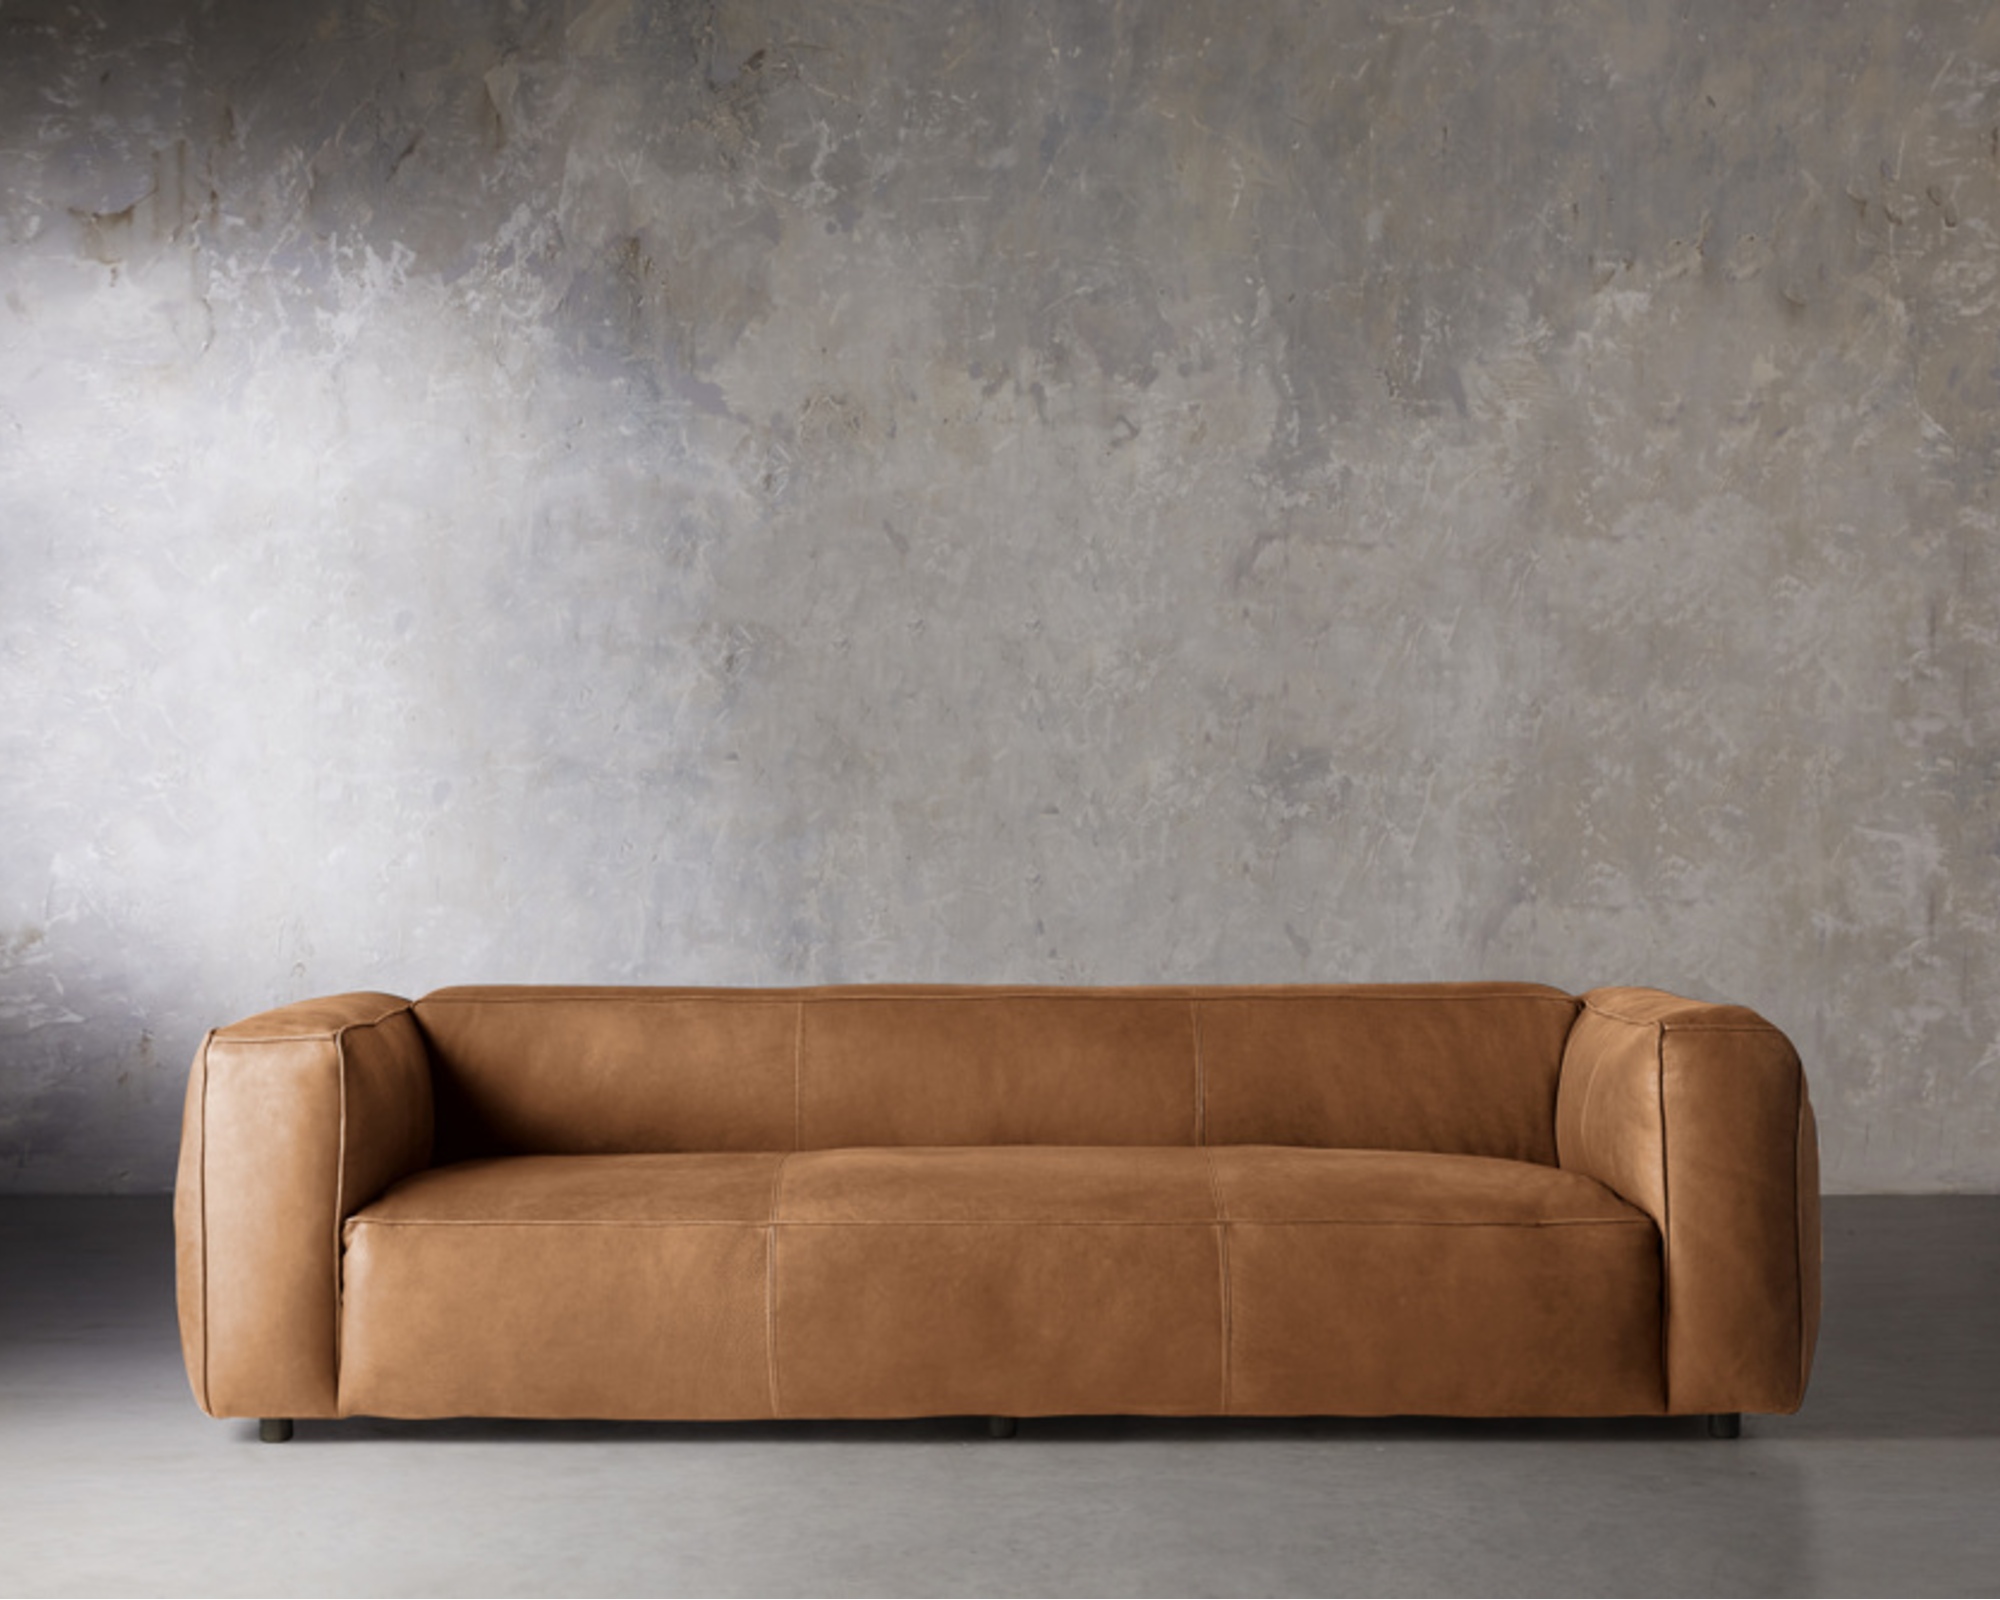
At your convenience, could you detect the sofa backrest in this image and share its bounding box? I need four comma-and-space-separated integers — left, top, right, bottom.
413, 983, 1581, 1164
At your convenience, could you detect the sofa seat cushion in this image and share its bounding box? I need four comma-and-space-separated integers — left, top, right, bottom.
337, 1147, 1663, 1421
1208, 1147, 1664, 1416
339, 1153, 785, 1419
771, 1147, 1225, 1417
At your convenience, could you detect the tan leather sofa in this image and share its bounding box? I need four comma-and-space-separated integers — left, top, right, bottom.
174, 982, 1820, 1440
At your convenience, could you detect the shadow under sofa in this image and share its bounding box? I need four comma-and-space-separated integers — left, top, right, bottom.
173, 982, 1820, 1440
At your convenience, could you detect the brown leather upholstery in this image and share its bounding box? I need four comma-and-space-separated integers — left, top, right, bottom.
174, 993, 431, 1420
1555, 987, 1821, 1414
412, 982, 1579, 1158
773, 1146, 1222, 1416
415, 990, 798, 1158
340, 1154, 778, 1419
1212, 1147, 1661, 1415
1197, 986, 1579, 1160
175, 981, 1821, 1427
800, 995, 1200, 1148
336, 1144, 1661, 1420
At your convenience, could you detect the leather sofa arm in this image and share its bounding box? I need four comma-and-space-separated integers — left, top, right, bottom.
174, 993, 431, 1420
1556, 987, 1821, 1415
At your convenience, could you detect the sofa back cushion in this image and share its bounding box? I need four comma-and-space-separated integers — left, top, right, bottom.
414, 983, 1579, 1163
417, 991, 798, 1160
801, 993, 1198, 1147
1197, 989, 1580, 1162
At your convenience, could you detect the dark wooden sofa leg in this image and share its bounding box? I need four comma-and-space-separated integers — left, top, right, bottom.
987, 1416, 1017, 1439
259, 1418, 294, 1444
1706, 1412, 1741, 1439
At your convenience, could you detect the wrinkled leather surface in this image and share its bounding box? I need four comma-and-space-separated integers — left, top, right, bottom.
1556, 987, 1820, 1414
173, 993, 429, 1420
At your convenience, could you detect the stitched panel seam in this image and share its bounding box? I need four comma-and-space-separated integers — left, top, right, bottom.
1656, 1020, 1673, 1410
1190, 1000, 1206, 1146
415, 987, 1580, 1007
1659, 1023, 1785, 1035
1581, 1033, 1606, 1174
419, 992, 806, 1005
346, 1215, 1655, 1230
1564, 1020, 1604, 1174
1162, 1216, 1654, 1230
1794, 1074, 1808, 1404
792, 1001, 805, 1152
197, 1031, 211, 1414
1202, 1148, 1231, 1413
347, 1217, 778, 1230
1583, 997, 1780, 1036
333, 1028, 349, 1406
217, 1001, 415, 1045
766, 1153, 789, 1420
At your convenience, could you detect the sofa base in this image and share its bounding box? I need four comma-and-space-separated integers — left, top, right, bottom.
245, 1411, 1750, 1443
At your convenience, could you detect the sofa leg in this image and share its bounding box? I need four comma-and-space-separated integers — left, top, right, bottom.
986, 1416, 1017, 1439
1705, 1412, 1742, 1439
259, 1418, 294, 1444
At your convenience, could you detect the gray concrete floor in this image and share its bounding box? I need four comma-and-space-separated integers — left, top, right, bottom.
1, 1197, 1996, 1598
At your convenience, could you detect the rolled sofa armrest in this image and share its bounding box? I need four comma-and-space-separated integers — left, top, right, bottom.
1556, 987, 1821, 1415
174, 993, 430, 1420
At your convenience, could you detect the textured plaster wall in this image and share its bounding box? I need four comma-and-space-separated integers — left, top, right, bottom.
2, 1, 1996, 1192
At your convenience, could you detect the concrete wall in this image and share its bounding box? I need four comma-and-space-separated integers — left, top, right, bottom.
2, 0, 1995, 1192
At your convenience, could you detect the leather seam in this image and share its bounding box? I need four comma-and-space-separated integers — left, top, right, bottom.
792, 1001, 804, 1152
1582, 1032, 1606, 1173
414, 989, 1581, 1007
214, 1001, 414, 1046
1202, 1148, 1230, 1413
196, 1030, 211, 1415
340, 1215, 1654, 1230
1657, 1024, 1782, 1035
1159, 1216, 1653, 1229
1656, 1021, 1673, 1411
1794, 1073, 1808, 1405
766, 1153, 789, 1419
1582, 998, 1780, 1036
776, 1218, 1220, 1228
1567, 1021, 1605, 1174
333, 1027, 350, 1410
348, 1218, 777, 1229
1190, 1000, 1206, 1146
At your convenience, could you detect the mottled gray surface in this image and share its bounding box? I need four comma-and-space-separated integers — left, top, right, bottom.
2, 1, 1996, 1192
